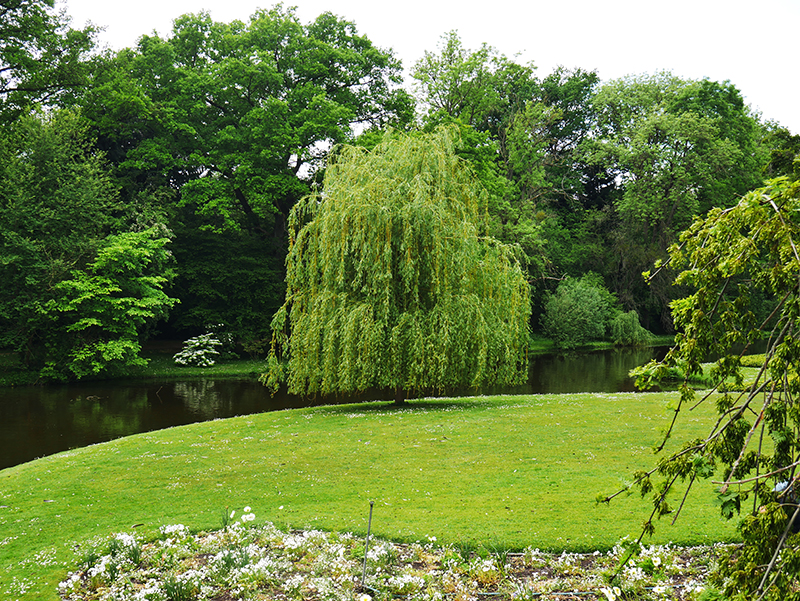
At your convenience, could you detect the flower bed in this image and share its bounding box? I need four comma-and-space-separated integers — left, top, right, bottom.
58, 509, 728, 600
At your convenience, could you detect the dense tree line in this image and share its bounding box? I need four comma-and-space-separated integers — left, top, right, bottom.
0, 0, 797, 381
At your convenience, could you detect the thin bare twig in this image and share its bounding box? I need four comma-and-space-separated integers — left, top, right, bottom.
671, 472, 696, 525
756, 504, 800, 600
712, 459, 800, 487
720, 389, 772, 494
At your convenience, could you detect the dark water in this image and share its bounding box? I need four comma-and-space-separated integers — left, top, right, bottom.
0, 347, 665, 470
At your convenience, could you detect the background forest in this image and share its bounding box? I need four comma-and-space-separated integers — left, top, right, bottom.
1, 0, 799, 381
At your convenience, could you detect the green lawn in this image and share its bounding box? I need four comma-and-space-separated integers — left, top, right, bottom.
0, 391, 736, 600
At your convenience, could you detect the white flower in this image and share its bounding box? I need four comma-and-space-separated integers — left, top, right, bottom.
387, 573, 425, 594
115, 532, 137, 547
600, 586, 620, 601
653, 583, 670, 596
244, 506, 251, 512
480, 558, 496, 572
132, 582, 163, 601
624, 565, 646, 582
160, 523, 188, 536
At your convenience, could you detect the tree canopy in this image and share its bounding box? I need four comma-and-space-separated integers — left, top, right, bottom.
82, 5, 413, 237
411, 30, 537, 134
2, 4, 796, 374
74, 5, 413, 345
581, 72, 768, 329
264, 128, 531, 400
0, 0, 97, 123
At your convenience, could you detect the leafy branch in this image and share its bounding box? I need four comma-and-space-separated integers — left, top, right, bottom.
603, 177, 800, 599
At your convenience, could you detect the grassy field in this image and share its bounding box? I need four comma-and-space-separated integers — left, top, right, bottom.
0, 391, 736, 600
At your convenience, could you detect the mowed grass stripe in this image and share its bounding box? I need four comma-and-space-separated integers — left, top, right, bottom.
0, 392, 737, 600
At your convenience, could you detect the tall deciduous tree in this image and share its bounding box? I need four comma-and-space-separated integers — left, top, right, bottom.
83, 5, 412, 238
264, 128, 531, 401
618, 176, 800, 599
78, 5, 413, 341
0, 0, 97, 122
588, 72, 761, 243
411, 30, 544, 156
584, 72, 768, 328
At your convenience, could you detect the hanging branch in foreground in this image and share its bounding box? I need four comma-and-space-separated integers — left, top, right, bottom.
600, 177, 800, 600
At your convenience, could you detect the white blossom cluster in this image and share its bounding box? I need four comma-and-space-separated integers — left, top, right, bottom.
173, 333, 222, 367
58, 511, 726, 601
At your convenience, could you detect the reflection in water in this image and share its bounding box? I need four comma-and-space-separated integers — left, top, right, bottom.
0, 379, 276, 470
529, 348, 659, 394
173, 380, 222, 415
0, 347, 667, 470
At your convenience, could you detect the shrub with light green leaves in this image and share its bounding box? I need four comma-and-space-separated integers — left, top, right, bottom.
541, 273, 616, 349
610, 310, 653, 347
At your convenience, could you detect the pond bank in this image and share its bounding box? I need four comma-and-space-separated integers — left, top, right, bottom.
1, 346, 670, 470
0, 336, 676, 388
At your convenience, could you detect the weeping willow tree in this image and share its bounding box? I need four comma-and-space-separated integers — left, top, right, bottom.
263, 128, 531, 401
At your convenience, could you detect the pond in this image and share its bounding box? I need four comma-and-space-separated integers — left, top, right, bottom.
0, 346, 666, 470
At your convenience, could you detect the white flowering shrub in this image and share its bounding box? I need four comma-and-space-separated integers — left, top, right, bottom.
173, 333, 222, 367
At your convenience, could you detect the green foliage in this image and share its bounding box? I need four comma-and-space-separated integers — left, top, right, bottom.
540, 273, 619, 349
0, 0, 98, 122
168, 226, 285, 345
762, 125, 800, 180
0, 110, 176, 380
610, 311, 653, 347
35, 227, 177, 380
584, 72, 768, 328
710, 504, 800, 600
504, 67, 599, 211
626, 177, 800, 597
83, 5, 412, 237
411, 30, 537, 132
412, 34, 599, 313
505, 101, 563, 201
265, 127, 531, 397
74, 5, 414, 337
0, 110, 118, 356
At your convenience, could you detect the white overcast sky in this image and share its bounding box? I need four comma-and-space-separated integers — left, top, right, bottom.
62, 0, 799, 134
